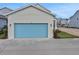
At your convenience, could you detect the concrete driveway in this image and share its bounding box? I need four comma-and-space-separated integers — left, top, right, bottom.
0, 39, 79, 55
58, 27, 79, 37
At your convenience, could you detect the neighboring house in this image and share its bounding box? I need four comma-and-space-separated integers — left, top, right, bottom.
68, 10, 79, 28
0, 7, 13, 30
57, 19, 61, 27
57, 18, 68, 27
61, 19, 68, 27
0, 7, 13, 15
0, 15, 7, 31
6, 3, 57, 39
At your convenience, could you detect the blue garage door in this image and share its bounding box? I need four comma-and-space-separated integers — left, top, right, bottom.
14, 23, 48, 38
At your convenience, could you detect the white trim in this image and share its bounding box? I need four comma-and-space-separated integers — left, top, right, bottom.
5, 3, 53, 16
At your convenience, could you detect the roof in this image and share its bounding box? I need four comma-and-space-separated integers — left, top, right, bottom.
70, 10, 79, 19
30, 3, 51, 13
0, 15, 6, 19
5, 3, 54, 17
0, 7, 13, 11
0, 7, 13, 15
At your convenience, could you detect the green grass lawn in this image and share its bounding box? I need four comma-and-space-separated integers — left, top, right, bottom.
55, 30, 79, 38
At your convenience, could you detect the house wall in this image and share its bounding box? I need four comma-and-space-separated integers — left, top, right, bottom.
0, 19, 6, 29
69, 11, 79, 28
8, 7, 55, 39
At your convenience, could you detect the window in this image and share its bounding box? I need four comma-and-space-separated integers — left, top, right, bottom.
77, 18, 78, 20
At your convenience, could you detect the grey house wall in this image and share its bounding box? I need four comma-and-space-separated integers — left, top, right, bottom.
68, 10, 79, 28
0, 18, 7, 29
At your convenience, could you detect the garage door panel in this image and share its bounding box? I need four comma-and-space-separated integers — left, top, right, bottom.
14, 23, 48, 38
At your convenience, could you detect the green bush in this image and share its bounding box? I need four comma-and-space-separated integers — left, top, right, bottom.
0, 25, 8, 39
0, 31, 3, 34
53, 29, 60, 38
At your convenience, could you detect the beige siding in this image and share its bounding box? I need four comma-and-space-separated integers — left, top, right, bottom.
8, 6, 55, 39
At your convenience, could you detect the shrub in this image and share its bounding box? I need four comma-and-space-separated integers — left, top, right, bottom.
0, 25, 8, 39
0, 31, 3, 34
53, 29, 60, 38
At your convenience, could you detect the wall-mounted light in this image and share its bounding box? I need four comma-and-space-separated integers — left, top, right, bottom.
50, 24, 52, 27
10, 24, 11, 27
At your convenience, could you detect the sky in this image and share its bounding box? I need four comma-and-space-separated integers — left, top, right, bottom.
0, 3, 79, 18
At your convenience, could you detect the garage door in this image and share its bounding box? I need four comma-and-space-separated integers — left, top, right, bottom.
14, 23, 48, 38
